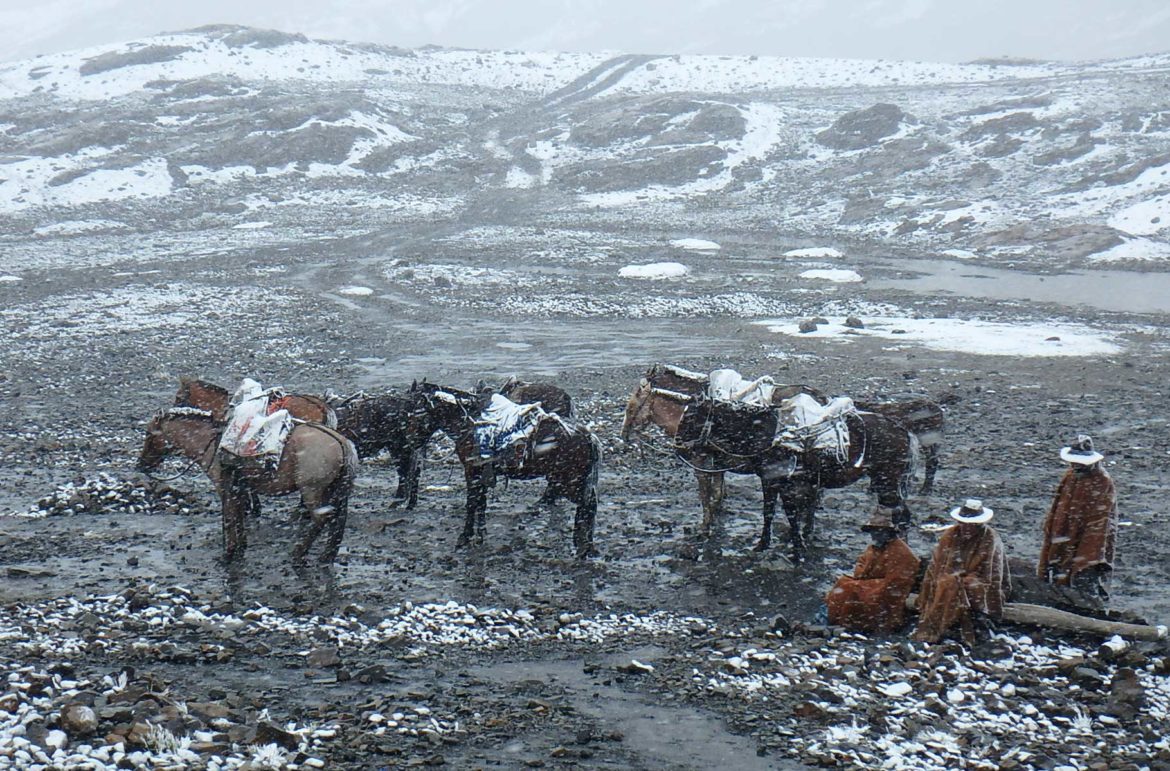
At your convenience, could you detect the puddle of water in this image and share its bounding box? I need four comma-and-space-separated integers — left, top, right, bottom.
871, 259, 1170, 315
475, 658, 796, 770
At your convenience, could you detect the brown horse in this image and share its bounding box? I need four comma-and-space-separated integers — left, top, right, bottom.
642, 363, 945, 494
409, 382, 600, 558
621, 380, 917, 562
136, 408, 358, 564
174, 378, 337, 428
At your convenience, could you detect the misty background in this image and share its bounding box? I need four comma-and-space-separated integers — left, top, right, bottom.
2, 0, 1169, 65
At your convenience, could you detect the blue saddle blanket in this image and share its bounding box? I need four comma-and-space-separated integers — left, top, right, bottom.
474, 394, 543, 459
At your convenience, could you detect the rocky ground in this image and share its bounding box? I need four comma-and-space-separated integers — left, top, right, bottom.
2, 213, 1170, 770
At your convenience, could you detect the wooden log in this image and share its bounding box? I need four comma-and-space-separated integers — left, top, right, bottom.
1000, 602, 1166, 641
905, 595, 1166, 641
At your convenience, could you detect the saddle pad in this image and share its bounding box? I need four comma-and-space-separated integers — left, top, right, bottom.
708, 368, 776, 406
776, 394, 854, 461
473, 394, 542, 459
219, 401, 293, 460
678, 397, 779, 458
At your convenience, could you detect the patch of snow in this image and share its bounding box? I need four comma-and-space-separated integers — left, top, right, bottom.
505, 166, 539, 189
800, 269, 862, 283
580, 102, 784, 207
1109, 194, 1170, 236
232, 221, 273, 229
337, 286, 374, 296
0, 275, 22, 283
1088, 237, 1170, 263
784, 247, 843, 259
754, 316, 1123, 357
0, 153, 170, 212
618, 262, 690, 279
33, 219, 126, 236
942, 248, 979, 259
670, 238, 721, 251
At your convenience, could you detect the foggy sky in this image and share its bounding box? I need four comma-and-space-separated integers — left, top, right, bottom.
2, 0, 1169, 65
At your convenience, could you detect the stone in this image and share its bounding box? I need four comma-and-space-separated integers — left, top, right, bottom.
307, 647, 341, 668
60, 704, 98, 735
844, 316, 864, 329
254, 721, 300, 751
798, 319, 819, 334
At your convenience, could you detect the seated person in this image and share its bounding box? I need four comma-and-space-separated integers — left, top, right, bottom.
826, 506, 920, 634
913, 499, 1011, 645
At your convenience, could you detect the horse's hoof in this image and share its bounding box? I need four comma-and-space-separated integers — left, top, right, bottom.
576, 547, 600, 560
752, 542, 770, 552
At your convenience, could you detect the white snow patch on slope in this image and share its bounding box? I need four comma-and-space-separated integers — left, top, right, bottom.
1109, 194, 1170, 236
800, 269, 862, 283
581, 102, 784, 207
670, 238, 721, 251
0, 152, 173, 212
0, 34, 607, 101
784, 247, 843, 259
611, 55, 1064, 95
1088, 237, 1170, 263
755, 316, 1122, 357
618, 262, 690, 279
505, 167, 539, 188
33, 219, 126, 236
0, 275, 22, 283
337, 286, 374, 296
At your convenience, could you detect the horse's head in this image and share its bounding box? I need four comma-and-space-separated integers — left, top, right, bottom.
620, 378, 655, 441
136, 411, 170, 472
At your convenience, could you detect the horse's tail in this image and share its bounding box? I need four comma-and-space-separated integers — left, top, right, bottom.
585, 430, 602, 492
902, 431, 922, 499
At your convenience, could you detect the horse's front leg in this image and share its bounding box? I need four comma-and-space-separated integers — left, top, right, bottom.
220, 474, 248, 561
573, 481, 599, 559
292, 492, 327, 563
695, 469, 724, 538
405, 449, 422, 510
877, 485, 913, 538
457, 467, 483, 549
754, 481, 776, 553
781, 483, 819, 563
319, 487, 350, 565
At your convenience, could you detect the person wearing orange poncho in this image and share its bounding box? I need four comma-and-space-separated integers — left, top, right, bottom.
826, 507, 920, 633
913, 499, 1011, 645
1038, 434, 1118, 601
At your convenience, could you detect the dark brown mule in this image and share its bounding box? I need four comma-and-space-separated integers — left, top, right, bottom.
137, 408, 358, 564
329, 391, 438, 509
643, 363, 945, 494
410, 382, 601, 558
621, 380, 917, 562
476, 376, 575, 504
174, 378, 338, 428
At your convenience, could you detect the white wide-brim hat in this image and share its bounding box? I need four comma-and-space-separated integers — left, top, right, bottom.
1060, 446, 1104, 465
950, 498, 993, 524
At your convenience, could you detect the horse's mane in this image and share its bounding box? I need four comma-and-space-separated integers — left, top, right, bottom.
179, 378, 229, 397
651, 363, 708, 383
162, 406, 214, 419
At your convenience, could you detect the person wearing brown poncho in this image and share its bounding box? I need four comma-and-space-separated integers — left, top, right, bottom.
1038, 434, 1118, 600
826, 506, 920, 634
913, 499, 1010, 645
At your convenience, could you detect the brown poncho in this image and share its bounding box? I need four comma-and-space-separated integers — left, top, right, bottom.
913, 523, 1010, 644
1037, 465, 1117, 584
826, 538, 920, 633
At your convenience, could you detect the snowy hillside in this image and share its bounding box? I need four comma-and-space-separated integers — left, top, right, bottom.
2, 25, 1170, 269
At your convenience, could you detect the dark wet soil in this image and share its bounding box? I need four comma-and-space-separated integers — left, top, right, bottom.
2, 218, 1169, 769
